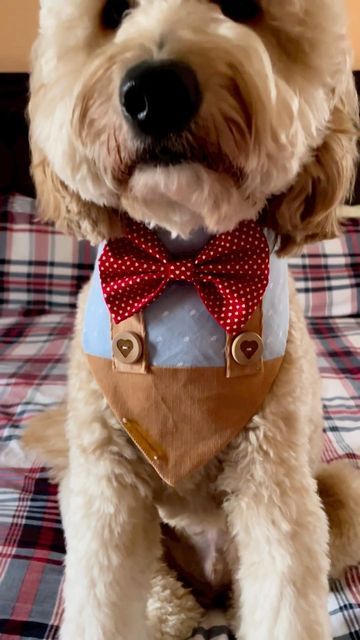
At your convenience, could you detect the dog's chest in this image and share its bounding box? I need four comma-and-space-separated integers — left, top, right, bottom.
162, 520, 234, 608
157, 471, 237, 608
83, 227, 289, 485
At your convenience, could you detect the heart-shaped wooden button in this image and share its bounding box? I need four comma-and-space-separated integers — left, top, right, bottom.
118, 339, 134, 359
231, 332, 263, 366
240, 340, 259, 360
113, 332, 143, 365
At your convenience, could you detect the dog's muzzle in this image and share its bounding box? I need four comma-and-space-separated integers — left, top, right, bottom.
120, 60, 202, 138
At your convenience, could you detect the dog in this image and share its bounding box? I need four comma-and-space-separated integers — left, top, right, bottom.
24, 0, 360, 638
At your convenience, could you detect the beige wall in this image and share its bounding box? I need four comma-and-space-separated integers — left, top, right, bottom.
0, 0, 39, 72
0, 0, 359, 71
347, 0, 360, 68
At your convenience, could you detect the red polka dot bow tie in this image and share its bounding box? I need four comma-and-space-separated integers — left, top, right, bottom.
99, 218, 270, 335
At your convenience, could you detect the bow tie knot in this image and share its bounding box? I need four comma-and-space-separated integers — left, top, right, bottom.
168, 258, 196, 282
99, 219, 270, 335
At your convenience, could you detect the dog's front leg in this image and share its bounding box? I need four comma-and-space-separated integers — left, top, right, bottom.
60, 446, 160, 640
222, 428, 331, 640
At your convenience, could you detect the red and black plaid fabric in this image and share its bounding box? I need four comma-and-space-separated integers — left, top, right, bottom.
291, 218, 360, 318
0, 194, 96, 313
0, 194, 359, 639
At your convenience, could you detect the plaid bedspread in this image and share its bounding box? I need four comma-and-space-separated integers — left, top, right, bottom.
0, 195, 359, 639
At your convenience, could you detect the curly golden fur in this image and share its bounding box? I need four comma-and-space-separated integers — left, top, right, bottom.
24, 0, 359, 638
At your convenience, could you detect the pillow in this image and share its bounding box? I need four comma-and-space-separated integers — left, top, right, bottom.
290, 216, 360, 318
0, 194, 96, 314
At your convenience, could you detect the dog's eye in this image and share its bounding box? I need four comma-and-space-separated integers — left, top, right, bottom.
219, 0, 261, 23
101, 0, 129, 29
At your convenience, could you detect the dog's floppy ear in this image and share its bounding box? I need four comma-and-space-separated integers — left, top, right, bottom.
31, 144, 123, 244
263, 78, 359, 255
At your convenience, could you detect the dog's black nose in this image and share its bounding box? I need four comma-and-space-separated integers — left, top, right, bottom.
120, 60, 201, 137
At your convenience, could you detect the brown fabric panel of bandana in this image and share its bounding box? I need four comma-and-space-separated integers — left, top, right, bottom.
112, 313, 148, 374
86, 356, 283, 485
225, 305, 262, 378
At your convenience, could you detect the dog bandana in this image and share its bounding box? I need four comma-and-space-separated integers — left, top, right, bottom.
83, 220, 289, 485
99, 219, 270, 335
